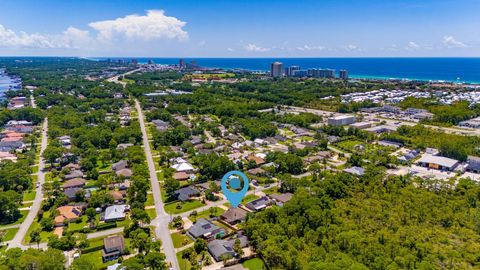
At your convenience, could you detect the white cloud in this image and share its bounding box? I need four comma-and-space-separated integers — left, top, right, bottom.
62, 27, 92, 48
296, 45, 324, 51
89, 10, 188, 42
407, 41, 420, 49
443, 36, 467, 48
342, 44, 358, 51
0, 24, 70, 48
244, 44, 270, 52
0, 10, 188, 51
227, 48, 235, 52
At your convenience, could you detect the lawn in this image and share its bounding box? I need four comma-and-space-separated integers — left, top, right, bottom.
171, 232, 193, 248
188, 207, 225, 222
242, 258, 265, 270
336, 139, 365, 153
22, 201, 33, 208
31, 165, 39, 173
146, 208, 157, 220
23, 220, 54, 244
79, 250, 116, 269
263, 187, 279, 195
0, 228, 19, 242
176, 251, 192, 270
146, 193, 154, 206
242, 194, 259, 204
23, 190, 36, 201
67, 216, 89, 232
225, 194, 261, 207
164, 200, 205, 215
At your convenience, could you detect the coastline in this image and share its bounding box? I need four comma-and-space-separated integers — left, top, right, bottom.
94, 57, 480, 85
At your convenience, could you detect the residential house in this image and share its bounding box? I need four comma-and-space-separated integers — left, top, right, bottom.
116, 168, 133, 178
246, 155, 265, 166
152, 120, 170, 131
343, 166, 365, 176
116, 143, 133, 150
187, 218, 226, 240
0, 151, 17, 162
247, 167, 267, 176
103, 205, 128, 222
58, 135, 71, 147
62, 178, 86, 189
64, 187, 90, 202
269, 193, 293, 206
220, 208, 248, 225
0, 140, 24, 152
7, 125, 33, 133
65, 170, 84, 180
174, 186, 200, 202
245, 197, 271, 212
109, 190, 126, 204
102, 235, 125, 262
171, 161, 195, 173
173, 171, 190, 181
378, 140, 403, 148
54, 206, 82, 226
208, 235, 248, 262
112, 160, 128, 171
6, 120, 32, 126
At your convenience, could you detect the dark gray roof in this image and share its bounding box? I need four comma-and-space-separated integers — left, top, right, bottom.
174, 186, 200, 201
208, 236, 248, 261
188, 218, 225, 239
64, 187, 84, 199
112, 160, 128, 171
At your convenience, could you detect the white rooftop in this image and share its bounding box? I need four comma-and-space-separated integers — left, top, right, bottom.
417, 154, 459, 168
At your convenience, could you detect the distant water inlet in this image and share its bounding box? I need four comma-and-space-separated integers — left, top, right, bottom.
0, 68, 22, 97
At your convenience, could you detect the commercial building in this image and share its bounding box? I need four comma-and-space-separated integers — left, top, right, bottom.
349, 121, 372, 129
270, 62, 284, 78
327, 115, 356, 126
339, 70, 349, 80
416, 154, 459, 171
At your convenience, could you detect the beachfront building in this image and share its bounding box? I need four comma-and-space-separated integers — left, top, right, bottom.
270, 62, 284, 78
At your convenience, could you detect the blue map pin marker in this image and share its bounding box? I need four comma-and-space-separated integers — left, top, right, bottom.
221, 170, 249, 208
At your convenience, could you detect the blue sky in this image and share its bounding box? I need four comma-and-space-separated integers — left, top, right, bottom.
0, 0, 478, 57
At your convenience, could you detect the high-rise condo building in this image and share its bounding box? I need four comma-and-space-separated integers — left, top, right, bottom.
270, 62, 284, 78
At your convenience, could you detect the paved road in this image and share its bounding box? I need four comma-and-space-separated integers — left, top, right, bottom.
107, 68, 141, 87
9, 118, 48, 249
135, 100, 179, 270
30, 95, 36, 108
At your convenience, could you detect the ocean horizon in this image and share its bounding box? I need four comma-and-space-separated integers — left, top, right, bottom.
93, 57, 480, 84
